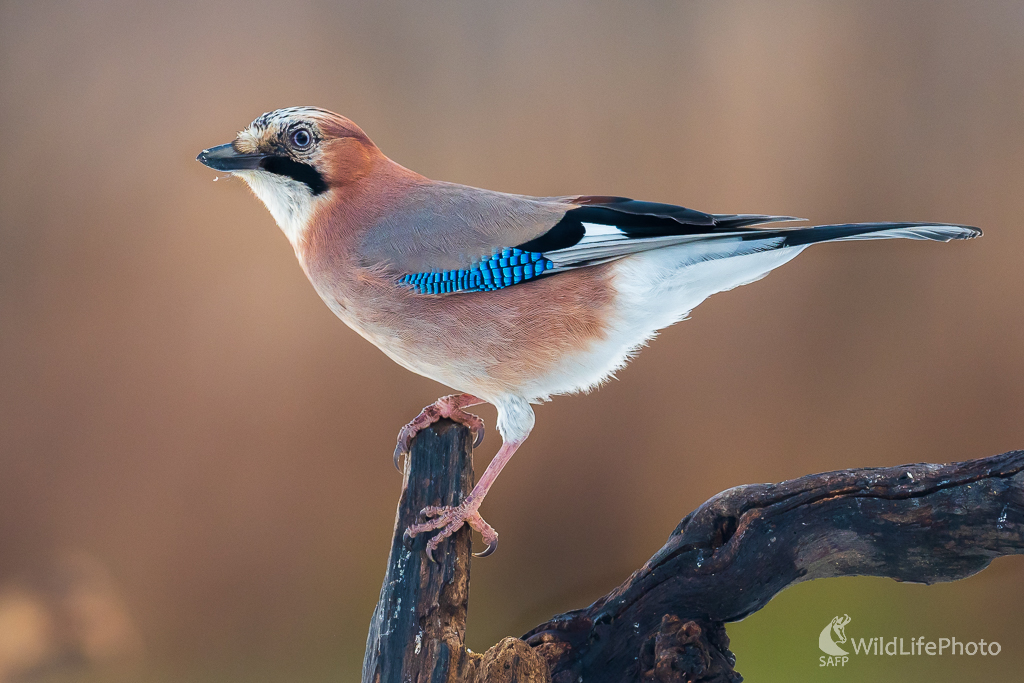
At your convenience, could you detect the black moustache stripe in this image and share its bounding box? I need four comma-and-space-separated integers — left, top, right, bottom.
260, 156, 328, 195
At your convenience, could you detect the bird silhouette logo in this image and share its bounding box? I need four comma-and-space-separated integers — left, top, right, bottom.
819, 615, 852, 656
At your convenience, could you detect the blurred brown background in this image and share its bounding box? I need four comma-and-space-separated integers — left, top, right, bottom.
1, 1, 1022, 681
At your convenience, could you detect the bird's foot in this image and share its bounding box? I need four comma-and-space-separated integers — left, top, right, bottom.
394, 394, 485, 470
404, 499, 498, 562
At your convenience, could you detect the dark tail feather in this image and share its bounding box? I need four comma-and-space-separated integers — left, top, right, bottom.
724, 220, 978, 246
773, 222, 981, 247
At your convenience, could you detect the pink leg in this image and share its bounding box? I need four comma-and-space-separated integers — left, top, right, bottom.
405, 438, 524, 562
394, 394, 486, 470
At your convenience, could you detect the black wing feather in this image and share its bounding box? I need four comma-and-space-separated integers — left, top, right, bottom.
516, 196, 797, 252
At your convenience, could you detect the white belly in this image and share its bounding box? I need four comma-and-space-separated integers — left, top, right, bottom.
514, 244, 807, 402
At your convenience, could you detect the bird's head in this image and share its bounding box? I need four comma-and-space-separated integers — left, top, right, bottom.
197, 107, 380, 243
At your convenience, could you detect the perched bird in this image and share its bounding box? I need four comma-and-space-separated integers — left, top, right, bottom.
198, 107, 980, 560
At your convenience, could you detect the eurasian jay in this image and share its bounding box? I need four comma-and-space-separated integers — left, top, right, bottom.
198, 107, 980, 560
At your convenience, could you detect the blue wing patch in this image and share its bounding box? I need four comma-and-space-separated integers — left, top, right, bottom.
399, 248, 555, 294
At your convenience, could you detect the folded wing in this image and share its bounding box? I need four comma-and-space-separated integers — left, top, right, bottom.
387, 193, 979, 295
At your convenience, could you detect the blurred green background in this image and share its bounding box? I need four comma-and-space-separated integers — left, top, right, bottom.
1, 1, 1022, 681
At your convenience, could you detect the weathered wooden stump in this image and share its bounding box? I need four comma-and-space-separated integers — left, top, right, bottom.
364, 420, 473, 682
363, 419, 1024, 683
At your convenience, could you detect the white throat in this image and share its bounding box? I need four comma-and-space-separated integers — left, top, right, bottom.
236, 170, 318, 247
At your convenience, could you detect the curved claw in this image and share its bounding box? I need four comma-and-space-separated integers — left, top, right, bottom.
425, 539, 439, 564
402, 528, 416, 551
473, 536, 498, 558
471, 424, 485, 449
394, 444, 406, 472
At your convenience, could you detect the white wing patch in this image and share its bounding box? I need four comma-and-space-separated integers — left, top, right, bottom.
580, 222, 625, 237
545, 226, 755, 268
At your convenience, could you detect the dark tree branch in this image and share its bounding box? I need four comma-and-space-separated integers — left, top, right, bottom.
526, 449, 1024, 682
362, 419, 549, 683
363, 421, 1024, 683
362, 420, 476, 683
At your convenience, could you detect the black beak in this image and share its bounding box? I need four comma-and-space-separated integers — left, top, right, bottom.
196, 143, 265, 171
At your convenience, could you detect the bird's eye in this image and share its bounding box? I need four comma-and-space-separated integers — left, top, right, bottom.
290, 129, 312, 149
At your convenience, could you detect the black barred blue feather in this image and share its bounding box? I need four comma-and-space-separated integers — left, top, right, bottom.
399, 249, 555, 294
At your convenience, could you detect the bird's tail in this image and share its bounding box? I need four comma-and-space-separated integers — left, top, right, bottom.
736, 221, 982, 247
610, 220, 980, 333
